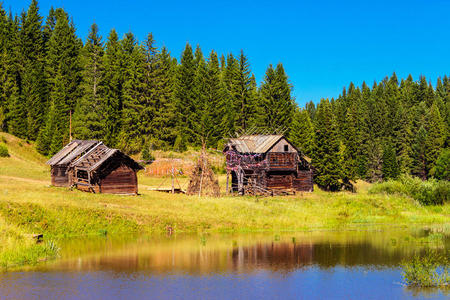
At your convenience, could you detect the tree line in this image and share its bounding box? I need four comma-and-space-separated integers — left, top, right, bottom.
291, 75, 449, 188
0, 1, 294, 155
0, 1, 448, 189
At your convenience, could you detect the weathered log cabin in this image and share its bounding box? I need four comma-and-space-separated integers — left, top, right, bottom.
46, 140, 101, 187
47, 140, 143, 194
223, 135, 313, 195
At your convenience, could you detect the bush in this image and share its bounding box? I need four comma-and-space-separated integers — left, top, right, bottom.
431, 149, 450, 181
402, 253, 449, 287
0, 143, 9, 157
369, 175, 449, 205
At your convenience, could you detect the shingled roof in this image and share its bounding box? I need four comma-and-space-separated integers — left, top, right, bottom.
227, 135, 287, 153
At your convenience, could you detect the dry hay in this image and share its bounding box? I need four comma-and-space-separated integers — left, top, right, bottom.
186, 154, 220, 197
145, 158, 194, 177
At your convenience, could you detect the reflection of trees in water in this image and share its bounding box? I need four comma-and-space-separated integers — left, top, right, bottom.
43, 237, 447, 274
231, 242, 445, 271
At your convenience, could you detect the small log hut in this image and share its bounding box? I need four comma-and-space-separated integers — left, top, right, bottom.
47, 140, 143, 195
223, 135, 313, 195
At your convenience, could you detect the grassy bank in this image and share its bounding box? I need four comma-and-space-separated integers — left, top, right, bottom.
0, 132, 449, 269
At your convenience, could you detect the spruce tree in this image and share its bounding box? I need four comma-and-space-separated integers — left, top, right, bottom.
290, 108, 314, 157
411, 126, 427, 180
259, 63, 294, 133
73, 23, 105, 140
152, 46, 177, 148
234, 50, 255, 131
382, 142, 400, 180
312, 99, 341, 191
103, 29, 123, 147
15, 0, 46, 140
174, 43, 196, 150
37, 8, 81, 154
117, 32, 145, 153
424, 102, 445, 175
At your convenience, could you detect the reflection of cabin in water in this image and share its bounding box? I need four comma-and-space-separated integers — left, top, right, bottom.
223, 135, 313, 195
47, 140, 143, 194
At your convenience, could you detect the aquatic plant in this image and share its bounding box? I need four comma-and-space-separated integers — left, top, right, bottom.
401, 253, 449, 287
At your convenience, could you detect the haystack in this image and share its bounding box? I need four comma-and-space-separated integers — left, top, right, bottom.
186, 152, 220, 197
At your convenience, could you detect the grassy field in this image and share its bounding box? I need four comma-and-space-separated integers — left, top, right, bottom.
0, 132, 448, 269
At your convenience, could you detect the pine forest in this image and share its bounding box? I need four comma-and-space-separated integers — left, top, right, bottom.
0, 1, 448, 190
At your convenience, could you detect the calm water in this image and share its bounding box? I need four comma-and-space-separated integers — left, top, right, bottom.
0, 228, 448, 299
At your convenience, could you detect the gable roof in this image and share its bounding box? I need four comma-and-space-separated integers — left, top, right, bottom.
46, 140, 100, 166
71, 143, 143, 172
226, 135, 295, 154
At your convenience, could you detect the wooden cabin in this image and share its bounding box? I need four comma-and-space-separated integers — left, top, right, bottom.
223, 135, 313, 195
46, 140, 101, 187
47, 141, 143, 195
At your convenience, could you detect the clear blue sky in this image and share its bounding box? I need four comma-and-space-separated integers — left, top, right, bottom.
4, 0, 450, 105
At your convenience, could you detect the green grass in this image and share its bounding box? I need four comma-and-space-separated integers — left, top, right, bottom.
0, 132, 449, 270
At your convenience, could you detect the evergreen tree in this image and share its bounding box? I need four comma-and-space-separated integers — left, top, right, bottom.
117, 32, 145, 153
73, 23, 105, 140
259, 63, 294, 132
290, 108, 314, 157
382, 142, 400, 180
234, 50, 255, 131
430, 149, 449, 181
152, 46, 177, 148
222, 53, 239, 135
16, 0, 46, 139
424, 102, 445, 175
103, 29, 123, 147
411, 126, 427, 180
312, 99, 341, 191
174, 43, 196, 149
37, 8, 81, 155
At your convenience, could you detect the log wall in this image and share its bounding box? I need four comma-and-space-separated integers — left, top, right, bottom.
293, 170, 314, 192
51, 166, 70, 187
100, 164, 138, 194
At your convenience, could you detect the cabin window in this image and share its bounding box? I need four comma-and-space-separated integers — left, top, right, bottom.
284, 145, 289, 152
77, 170, 88, 180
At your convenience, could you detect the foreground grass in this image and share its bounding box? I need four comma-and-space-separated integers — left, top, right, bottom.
0, 132, 448, 270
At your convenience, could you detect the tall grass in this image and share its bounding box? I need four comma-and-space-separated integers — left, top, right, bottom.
402, 253, 449, 287
369, 175, 450, 205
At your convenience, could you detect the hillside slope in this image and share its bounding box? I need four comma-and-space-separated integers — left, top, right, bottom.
0, 133, 448, 270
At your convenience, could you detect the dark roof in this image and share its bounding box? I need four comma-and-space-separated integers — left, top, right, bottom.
71, 144, 143, 172
46, 140, 100, 166
226, 135, 294, 154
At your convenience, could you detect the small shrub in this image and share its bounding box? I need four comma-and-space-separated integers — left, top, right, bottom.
0, 143, 9, 157
1, 136, 6, 143
369, 175, 449, 205
402, 253, 449, 287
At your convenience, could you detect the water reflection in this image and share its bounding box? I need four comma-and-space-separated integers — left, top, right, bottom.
36, 228, 448, 273
0, 228, 448, 300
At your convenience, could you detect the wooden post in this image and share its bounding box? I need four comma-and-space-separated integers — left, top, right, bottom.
171, 167, 175, 194
226, 170, 229, 195
69, 110, 72, 142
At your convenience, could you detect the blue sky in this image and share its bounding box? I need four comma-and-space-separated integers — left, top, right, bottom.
4, 0, 450, 105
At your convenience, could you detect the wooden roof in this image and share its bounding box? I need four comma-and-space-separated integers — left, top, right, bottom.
70, 143, 143, 172
46, 140, 100, 166
227, 135, 296, 154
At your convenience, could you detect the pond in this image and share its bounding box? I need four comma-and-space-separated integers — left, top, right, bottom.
0, 227, 448, 299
